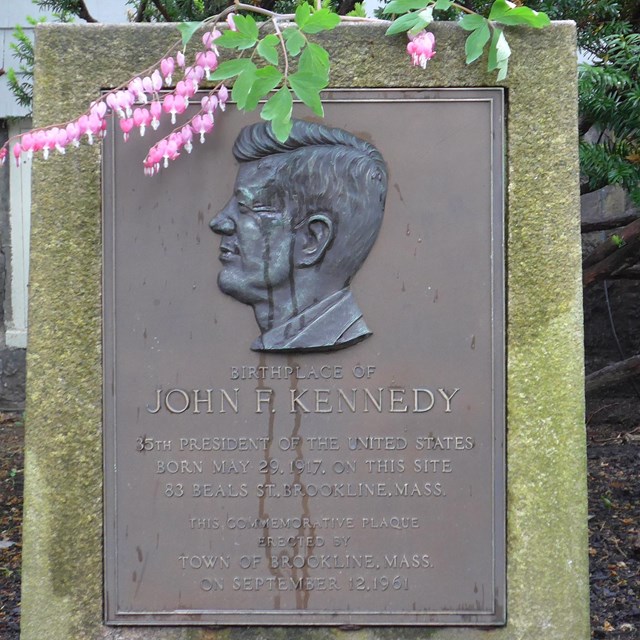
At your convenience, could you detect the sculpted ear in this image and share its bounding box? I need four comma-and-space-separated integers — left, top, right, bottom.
296, 214, 334, 267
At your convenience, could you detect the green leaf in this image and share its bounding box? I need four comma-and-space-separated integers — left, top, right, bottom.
434, 0, 452, 9
488, 0, 512, 21
493, 6, 550, 28
257, 34, 279, 65
232, 14, 259, 42
261, 87, 293, 142
215, 29, 258, 50
208, 58, 255, 81
408, 5, 434, 35
232, 66, 258, 110
418, 6, 433, 22
295, 3, 311, 28
382, 0, 430, 15
244, 66, 284, 110
347, 3, 366, 17
459, 14, 487, 31
465, 23, 490, 63
301, 8, 341, 34
283, 27, 306, 56
289, 71, 325, 117
177, 21, 201, 47
487, 28, 500, 70
270, 117, 293, 143
298, 42, 330, 82
496, 62, 508, 81
487, 27, 510, 80
385, 11, 421, 36
261, 86, 293, 121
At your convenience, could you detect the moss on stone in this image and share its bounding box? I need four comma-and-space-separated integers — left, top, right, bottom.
22, 21, 587, 640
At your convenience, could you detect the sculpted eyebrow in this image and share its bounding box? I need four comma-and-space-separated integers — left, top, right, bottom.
236, 193, 277, 214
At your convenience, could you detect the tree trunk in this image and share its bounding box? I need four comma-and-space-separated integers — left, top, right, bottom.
583, 217, 640, 288
586, 354, 640, 394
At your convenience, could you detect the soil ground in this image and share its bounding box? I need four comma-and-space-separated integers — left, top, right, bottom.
0, 410, 638, 639
0, 414, 23, 640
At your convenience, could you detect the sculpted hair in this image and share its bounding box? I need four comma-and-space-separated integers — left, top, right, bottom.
233, 120, 388, 281
233, 120, 386, 171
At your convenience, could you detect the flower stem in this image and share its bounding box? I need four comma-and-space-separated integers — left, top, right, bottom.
271, 18, 289, 81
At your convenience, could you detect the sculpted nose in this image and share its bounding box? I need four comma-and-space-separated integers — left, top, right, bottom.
210, 211, 235, 236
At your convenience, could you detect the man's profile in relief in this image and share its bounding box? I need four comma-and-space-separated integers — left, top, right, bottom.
209, 119, 388, 353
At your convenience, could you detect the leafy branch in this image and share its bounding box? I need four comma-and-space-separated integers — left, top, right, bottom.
179, 3, 339, 141
383, 0, 550, 81
1, 0, 552, 172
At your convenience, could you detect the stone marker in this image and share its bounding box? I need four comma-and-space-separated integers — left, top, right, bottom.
22, 21, 588, 640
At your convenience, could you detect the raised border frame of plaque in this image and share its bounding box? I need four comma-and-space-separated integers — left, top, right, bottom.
103, 88, 505, 626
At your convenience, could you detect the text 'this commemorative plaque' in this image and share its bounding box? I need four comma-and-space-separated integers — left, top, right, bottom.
103, 89, 505, 626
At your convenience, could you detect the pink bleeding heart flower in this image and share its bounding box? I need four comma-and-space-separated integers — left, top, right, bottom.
163, 94, 176, 123
13, 143, 22, 166
218, 85, 229, 111
201, 94, 218, 117
66, 122, 81, 147
202, 31, 214, 49
180, 125, 193, 154
112, 90, 134, 117
211, 29, 221, 52
129, 77, 145, 102
141, 75, 154, 98
182, 68, 198, 93
20, 132, 34, 157
155, 139, 169, 169
406, 31, 436, 69
203, 30, 222, 55
151, 70, 163, 92
186, 65, 204, 92
173, 95, 187, 117
149, 101, 162, 130
160, 57, 175, 85
176, 51, 185, 68
169, 132, 183, 152
76, 116, 89, 138
122, 90, 136, 116
106, 93, 120, 115
196, 51, 218, 80
33, 129, 47, 153
144, 142, 164, 176
176, 80, 195, 104
0, 146, 7, 166
218, 86, 229, 110
86, 113, 104, 145
226, 14, 237, 31
90, 100, 107, 119
54, 128, 69, 154
133, 108, 152, 136
191, 113, 214, 143
40, 130, 55, 159
163, 94, 186, 124
154, 134, 181, 168
119, 118, 134, 142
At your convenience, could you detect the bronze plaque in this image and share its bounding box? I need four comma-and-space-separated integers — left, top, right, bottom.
103, 89, 505, 625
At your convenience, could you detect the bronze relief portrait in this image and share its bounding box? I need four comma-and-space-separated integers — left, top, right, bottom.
210, 119, 388, 353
